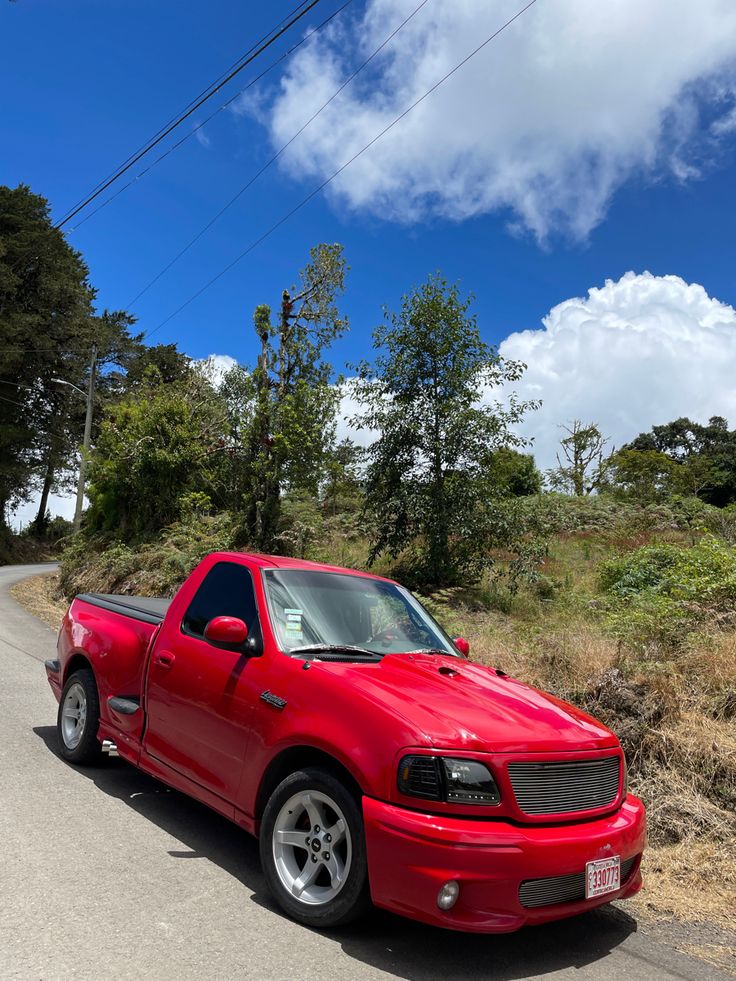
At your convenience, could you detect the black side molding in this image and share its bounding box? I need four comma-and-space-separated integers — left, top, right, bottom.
108, 696, 141, 715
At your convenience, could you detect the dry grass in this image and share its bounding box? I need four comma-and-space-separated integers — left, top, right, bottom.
10, 571, 67, 629
631, 842, 736, 930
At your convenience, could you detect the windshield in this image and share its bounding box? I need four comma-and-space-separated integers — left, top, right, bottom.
263, 569, 459, 657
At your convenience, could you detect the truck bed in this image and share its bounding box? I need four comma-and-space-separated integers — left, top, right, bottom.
76, 593, 171, 625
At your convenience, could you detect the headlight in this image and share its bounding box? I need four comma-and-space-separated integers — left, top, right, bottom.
398, 755, 500, 805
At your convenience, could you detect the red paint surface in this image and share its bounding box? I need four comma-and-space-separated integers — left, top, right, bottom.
50, 551, 647, 932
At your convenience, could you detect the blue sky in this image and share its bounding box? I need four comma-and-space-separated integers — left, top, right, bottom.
3, 0, 735, 370
4, 0, 736, 522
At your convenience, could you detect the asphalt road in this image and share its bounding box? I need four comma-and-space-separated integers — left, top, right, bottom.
0, 562, 728, 981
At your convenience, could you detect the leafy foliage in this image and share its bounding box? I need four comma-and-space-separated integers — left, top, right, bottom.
0, 185, 159, 532
486, 447, 542, 496
601, 536, 736, 646
623, 416, 736, 506
59, 511, 238, 599
84, 372, 228, 539
352, 274, 539, 585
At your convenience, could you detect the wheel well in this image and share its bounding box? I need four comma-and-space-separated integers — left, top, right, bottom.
64, 653, 93, 684
255, 747, 363, 819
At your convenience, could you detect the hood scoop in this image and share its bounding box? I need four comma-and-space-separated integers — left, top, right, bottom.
436, 662, 508, 681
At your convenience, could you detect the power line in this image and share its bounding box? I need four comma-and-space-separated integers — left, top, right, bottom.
0, 392, 29, 410
54, 0, 325, 230
146, 0, 539, 341
68, 1, 316, 208
0, 379, 39, 392
125, 0, 432, 309
56, 0, 316, 225
68, 0, 354, 234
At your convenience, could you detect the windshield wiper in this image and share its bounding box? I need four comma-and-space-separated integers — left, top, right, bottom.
288, 643, 381, 658
406, 648, 459, 657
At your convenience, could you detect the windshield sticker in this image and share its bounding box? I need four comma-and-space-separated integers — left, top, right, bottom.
284, 609, 304, 641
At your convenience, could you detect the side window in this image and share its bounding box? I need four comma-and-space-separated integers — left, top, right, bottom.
182, 562, 258, 640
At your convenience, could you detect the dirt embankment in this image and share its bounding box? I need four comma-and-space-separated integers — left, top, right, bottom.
10, 571, 67, 629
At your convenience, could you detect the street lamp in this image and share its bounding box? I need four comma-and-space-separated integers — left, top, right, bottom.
50, 378, 86, 398
51, 345, 97, 532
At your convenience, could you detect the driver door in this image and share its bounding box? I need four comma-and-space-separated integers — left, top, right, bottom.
144, 561, 262, 802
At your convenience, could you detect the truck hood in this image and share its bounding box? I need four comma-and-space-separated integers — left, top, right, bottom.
332, 652, 617, 754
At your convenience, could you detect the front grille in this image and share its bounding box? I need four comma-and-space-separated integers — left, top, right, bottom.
519, 855, 638, 909
507, 756, 620, 815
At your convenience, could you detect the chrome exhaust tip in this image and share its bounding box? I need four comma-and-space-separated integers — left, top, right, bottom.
101, 739, 119, 757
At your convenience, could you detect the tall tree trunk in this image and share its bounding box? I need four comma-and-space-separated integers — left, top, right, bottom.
33, 455, 55, 531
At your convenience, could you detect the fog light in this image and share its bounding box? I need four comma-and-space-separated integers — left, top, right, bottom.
436, 880, 460, 911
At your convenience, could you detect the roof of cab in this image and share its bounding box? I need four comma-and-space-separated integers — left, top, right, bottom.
213, 551, 397, 583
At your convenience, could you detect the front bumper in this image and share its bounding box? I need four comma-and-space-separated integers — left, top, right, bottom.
363, 793, 646, 933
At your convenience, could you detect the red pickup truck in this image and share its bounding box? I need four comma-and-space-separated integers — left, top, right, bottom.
46, 551, 646, 933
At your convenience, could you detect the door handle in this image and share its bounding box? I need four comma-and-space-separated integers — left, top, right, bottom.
155, 652, 175, 669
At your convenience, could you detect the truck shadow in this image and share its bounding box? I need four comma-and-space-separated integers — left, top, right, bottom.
33, 725, 638, 981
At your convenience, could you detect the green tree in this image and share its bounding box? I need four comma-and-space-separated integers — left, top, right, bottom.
239, 244, 348, 550
547, 420, 609, 496
31, 309, 142, 531
117, 342, 191, 389
606, 447, 676, 501
352, 273, 538, 586
626, 416, 736, 506
322, 438, 363, 517
486, 447, 542, 497
85, 372, 228, 539
0, 185, 141, 534
0, 185, 94, 530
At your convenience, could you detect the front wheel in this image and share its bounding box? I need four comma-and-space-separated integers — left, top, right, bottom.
57, 668, 103, 765
259, 767, 370, 928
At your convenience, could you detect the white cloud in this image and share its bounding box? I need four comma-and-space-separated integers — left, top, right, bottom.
193, 123, 211, 149
336, 384, 377, 449
196, 354, 238, 387
259, 0, 736, 239
498, 271, 736, 470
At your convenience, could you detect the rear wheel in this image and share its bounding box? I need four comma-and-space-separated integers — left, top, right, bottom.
57, 668, 103, 765
260, 767, 370, 928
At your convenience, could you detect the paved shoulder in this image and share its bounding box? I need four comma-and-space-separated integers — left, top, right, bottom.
0, 564, 729, 981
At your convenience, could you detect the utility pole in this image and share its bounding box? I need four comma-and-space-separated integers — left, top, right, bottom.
73, 345, 96, 532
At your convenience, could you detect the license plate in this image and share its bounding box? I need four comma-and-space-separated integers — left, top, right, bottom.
586, 855, 620, 899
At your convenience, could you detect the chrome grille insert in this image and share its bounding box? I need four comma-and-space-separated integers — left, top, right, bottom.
507, 756, 620, 815
519, 855, 637, 909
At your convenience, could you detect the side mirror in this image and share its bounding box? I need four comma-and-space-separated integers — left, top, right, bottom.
453, 636, 470, 657
204, 616, 248, 647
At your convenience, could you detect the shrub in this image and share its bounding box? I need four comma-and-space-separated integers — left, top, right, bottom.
600, 536, 736, 648
59, 511, 238, 598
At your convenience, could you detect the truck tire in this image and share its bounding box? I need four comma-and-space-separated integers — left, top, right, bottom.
260, 767, 370, 929
57, 668, 104, 765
